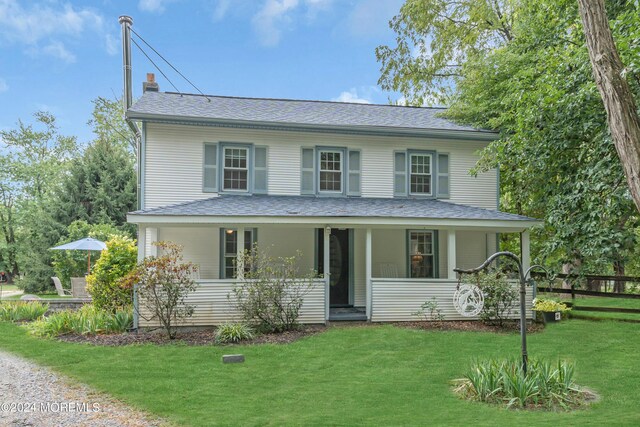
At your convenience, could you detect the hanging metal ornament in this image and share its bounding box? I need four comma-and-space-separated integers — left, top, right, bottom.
453, 275, 484, 317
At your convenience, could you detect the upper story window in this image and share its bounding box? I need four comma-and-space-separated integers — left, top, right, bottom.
395, 150, 449, 199
319, 150, 343, 193
409, 153, 432, 196
203, 143, 267, 194
301, 147, 361, 197
223, 147, 249, 191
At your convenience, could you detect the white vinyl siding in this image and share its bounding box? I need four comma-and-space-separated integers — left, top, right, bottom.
370, 278, 533, 322
143, 123, 497, 210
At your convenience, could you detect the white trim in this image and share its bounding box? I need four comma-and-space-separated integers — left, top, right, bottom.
137, 225, 146, 262
521, 230, 530, 273
365, 228, 372, 320
447, 229, 456, 279
127, 214, 540, 231
318, 149, 343, 194
236, 227, 245, 280
323, 226, 330, 321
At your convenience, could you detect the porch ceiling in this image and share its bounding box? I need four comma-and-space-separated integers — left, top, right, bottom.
128, 195, 540, 231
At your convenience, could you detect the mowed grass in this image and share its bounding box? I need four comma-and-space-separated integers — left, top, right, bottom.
0, 320, 639, 426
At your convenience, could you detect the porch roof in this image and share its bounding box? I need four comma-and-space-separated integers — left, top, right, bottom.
128, 195, 540, 230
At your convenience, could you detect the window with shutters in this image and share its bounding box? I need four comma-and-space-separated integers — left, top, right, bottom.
203, 143, 267, 194
394, 150, 449, 199
407, 230, 437, 278
220, 228, 256, 279
300, 147, 361, 196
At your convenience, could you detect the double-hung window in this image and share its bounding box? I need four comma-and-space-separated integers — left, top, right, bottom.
319, 150, 343, 193
300, 147, 361, 196
408, 230, 436, 278
409, 153, 432, 196
394, 150, 449, 198
223, 147, 249, 191
203, 143, 268, 194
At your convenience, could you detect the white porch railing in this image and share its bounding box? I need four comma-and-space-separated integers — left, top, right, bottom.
370, 278, 534, 322
138, 278, 326, 328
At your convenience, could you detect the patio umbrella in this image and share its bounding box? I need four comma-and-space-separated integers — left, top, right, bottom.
50, 237, 107, 273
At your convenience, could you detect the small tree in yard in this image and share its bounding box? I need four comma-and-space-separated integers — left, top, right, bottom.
122, 241, 198, 339
468, 271, 518, 327
231, 246, 317, 333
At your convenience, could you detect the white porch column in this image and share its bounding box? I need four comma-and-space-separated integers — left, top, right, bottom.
447, 229, 457, 279
137, 225, 146, 262
236, 227, 245, 280
365, 228, 372, 320
148, 227, 158, 257
521, 230, 531, 273
323, 226, 330, 322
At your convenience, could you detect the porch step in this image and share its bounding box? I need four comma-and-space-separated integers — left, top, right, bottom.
329, 307, 367, 322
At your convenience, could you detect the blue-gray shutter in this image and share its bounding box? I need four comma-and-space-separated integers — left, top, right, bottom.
437, 153, 449, 198
347, 150, 361, 196
301, 148, 315, 195
394, 152, 407, 197
254, 146, 268, 194
203, 143, 218, 192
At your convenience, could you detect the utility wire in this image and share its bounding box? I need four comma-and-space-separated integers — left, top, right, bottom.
130, 37, 181, 93
130, 28, 210, 101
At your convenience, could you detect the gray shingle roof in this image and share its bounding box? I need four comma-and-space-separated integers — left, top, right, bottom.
130, 195, 536, 222
127, 91, 491, 134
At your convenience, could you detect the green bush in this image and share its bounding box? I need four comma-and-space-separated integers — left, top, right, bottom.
453, 358, 593, 410
27, 304, 133, 337
231, 246, 317, 333
215, 322, 255, 343
52, 220, 132, 287
86, 235, 138, 312
0, 302, 49, 322
467, 271, 518, 326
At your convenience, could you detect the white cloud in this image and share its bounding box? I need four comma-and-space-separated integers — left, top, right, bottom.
42, 40, 75, 63
212, 0, 231, 21
0, 1, 108, 60
105, 32, 119, 56
0, 78, 7, 93
347, 0, 403, 38
252, 0, 332, 46
332, 88, 371, 104
138, 0, 176, 14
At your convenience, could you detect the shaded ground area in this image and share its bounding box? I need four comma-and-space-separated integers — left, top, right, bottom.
0, 350, 167, 427
398, 319, 545, 333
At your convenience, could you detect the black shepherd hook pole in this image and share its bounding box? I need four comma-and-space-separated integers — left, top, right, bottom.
454, 251, 549, 375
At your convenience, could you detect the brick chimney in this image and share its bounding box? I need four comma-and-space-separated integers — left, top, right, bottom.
143, 73, 159, 92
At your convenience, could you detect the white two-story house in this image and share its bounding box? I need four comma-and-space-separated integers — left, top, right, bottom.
126, 85, 539, 326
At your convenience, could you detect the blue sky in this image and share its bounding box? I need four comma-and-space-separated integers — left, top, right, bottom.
0, 0, 405, 144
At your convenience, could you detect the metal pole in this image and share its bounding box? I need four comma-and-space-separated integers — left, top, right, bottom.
454, 251, 534, 374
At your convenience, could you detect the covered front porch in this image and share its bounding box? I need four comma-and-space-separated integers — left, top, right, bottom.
128, 195, 539, 326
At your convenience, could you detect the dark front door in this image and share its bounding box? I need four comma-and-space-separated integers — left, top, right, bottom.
317, 228, 350, 307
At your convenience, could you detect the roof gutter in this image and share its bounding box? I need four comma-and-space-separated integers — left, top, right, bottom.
125, 112, 499, 142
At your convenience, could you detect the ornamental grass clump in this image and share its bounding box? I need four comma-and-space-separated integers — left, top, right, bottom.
27, 305, 133, 337
0, 301, 49, 322
453, 358, 595, 410
215, 322, 255, 344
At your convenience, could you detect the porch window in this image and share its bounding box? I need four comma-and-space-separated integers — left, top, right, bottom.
409, 153, 432, 196
221, 228, 255, 279
223, 147, 249, 191
319, 150, 342, 193
408, 230, 435, 278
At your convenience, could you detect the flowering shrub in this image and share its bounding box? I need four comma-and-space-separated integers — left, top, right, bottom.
532, 298, 571, 313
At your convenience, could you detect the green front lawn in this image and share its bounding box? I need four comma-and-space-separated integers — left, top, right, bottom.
0, 320, 638, 426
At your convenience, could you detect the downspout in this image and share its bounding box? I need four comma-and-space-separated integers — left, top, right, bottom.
119, 15, 142, 210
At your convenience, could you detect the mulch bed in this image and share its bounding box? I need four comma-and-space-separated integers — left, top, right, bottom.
398, 320, 545, 334
56, 321, 545, 346
57, 325, 327, 347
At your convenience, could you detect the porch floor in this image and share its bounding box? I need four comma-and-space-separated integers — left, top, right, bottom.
329, 307, 367, 321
